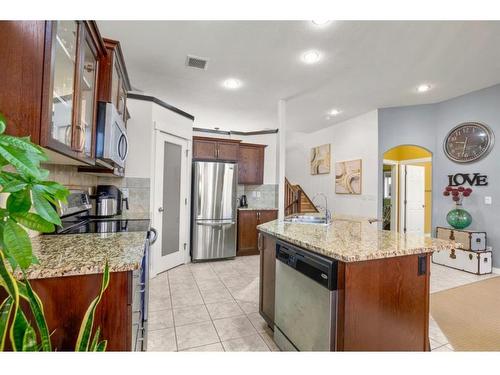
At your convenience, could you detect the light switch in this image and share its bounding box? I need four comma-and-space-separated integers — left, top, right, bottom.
484, 196, 492, 205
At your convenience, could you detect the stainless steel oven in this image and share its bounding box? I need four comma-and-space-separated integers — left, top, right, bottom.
96, 102, 129, 168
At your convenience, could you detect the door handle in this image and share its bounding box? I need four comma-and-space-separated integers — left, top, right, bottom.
158, 207, 164, 212
196, 221, 235, 227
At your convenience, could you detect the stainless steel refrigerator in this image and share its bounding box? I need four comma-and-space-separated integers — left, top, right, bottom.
191, 161, 238, 261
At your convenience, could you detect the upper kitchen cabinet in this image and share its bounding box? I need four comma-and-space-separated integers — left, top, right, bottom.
42, 21, 105, 163
193, 136, 241, 161
97, 38, 132, 125
0, 21, 106, 164
238, 143, 266, 185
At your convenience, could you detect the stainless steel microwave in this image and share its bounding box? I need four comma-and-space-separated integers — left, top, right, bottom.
96, 102, 129, 168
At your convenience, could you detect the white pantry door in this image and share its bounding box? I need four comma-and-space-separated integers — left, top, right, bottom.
152, 130, 189, 275
401, 165, 425, 235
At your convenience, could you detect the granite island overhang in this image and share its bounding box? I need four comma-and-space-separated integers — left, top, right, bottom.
257, 214, 458, 351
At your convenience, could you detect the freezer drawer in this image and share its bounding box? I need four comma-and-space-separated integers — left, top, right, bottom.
192, 220, 236, 261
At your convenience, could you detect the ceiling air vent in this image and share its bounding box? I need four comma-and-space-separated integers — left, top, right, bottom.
186, 55, 209, 70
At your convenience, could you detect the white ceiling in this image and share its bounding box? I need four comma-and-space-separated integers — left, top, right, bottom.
98, 21, 500, 133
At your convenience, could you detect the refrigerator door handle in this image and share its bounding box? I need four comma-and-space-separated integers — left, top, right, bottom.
196, 221, 235, 227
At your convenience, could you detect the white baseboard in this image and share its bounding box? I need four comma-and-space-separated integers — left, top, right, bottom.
492, 267, 500, 275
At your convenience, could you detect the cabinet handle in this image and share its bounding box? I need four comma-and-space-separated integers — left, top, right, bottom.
216, 145, 220, 159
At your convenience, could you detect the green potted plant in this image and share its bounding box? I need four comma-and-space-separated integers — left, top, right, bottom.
0, 113, 109, 351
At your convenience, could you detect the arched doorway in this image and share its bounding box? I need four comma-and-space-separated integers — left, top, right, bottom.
382, 145, 432, 236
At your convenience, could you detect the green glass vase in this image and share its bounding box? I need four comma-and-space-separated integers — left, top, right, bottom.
446, 206, 472, 229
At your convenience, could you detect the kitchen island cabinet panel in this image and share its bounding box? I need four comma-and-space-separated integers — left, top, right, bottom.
259, 233, 276, 327
340, 254, 430, 351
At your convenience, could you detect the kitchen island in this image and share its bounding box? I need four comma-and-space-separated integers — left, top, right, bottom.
257, 215, 457, 351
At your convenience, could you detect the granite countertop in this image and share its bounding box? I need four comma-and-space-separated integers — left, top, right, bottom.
238, 207, 278, 211
14, 232, 148, 280
257, 214, 458, 263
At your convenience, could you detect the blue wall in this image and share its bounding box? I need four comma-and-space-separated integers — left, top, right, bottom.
379, 84, 500, 267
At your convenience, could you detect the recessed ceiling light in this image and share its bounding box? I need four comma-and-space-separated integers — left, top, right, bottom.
417, 84, 431, 93
222, 78, 242, 90
328, 109, 341, 116
302, 50, 322, 64
312, 20, 330, 26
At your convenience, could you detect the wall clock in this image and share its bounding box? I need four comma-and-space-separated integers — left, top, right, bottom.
444, 122, 494, 163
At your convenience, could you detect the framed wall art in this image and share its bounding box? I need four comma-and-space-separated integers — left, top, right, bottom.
335, 159, 362, 194
310, 144, 331, 175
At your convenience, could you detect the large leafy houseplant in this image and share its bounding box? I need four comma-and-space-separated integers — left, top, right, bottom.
0, 113, 109, 351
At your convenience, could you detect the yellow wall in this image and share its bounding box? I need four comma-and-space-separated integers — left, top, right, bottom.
384, 145, 431, 161
383, 145, 432, 234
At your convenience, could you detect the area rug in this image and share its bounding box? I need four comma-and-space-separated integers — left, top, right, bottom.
430, 276, 500, 351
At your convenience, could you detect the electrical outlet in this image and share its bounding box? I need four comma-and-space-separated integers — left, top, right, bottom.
256, 191, 261, 198
252, 191, 257, 198
484, 196, 492, 205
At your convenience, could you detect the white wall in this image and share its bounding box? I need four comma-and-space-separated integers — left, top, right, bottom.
286, 110, 379, 218
125, 99, 153, 179
192, 131, 278, 185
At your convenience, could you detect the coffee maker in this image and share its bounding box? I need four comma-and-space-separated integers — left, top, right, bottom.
91, 185, 129, 217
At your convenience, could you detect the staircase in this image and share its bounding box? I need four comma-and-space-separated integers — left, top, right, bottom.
285, 178, 319, 216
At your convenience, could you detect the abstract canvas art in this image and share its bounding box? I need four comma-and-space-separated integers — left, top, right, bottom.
310, 144, 331, 175
335, 159, 362, 194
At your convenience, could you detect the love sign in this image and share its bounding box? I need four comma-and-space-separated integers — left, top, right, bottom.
448, 173, 488, 187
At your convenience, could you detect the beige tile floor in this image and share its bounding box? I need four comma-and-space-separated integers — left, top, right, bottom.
146, 255, 496, 352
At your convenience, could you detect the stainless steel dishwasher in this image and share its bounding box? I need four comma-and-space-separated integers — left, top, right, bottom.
274, 240, 338, 351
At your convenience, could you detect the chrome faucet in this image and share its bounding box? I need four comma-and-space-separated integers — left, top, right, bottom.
312, 192, 332, 223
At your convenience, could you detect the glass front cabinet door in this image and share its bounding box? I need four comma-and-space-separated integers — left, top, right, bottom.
45, 21, 103, 163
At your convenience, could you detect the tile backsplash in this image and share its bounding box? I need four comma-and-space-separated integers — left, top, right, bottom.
238, 184, 278, 209
42, 164, 150, 214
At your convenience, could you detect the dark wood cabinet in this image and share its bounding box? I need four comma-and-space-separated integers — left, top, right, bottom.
0, 21, 46, 144
192, 136, 267, 184
97, 38, 131, 125
237, 209, 278, 256
339, 254, 430, 351
192, 136, 241, 161
238, 143, 266, 185
259, 232, 276, 327
0, 21, 106, 164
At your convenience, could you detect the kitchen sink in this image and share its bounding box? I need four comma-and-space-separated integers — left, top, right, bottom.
284, 215, 331, 225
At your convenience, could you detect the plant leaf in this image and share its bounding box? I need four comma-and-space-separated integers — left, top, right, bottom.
75, 262, 110, 351
0, 297, 14, 351
0, 113, 6, 134
95, 340, 107, 352
89, 326, 101, 351
23, 277, 51, 351
6, 189, 31, 213
21, 324, 37, 351
1, 179, 28, 193
0, 135, 45, 156
10, 308, 29, 351
12, 212, 55, 233
0, 145, 41, 179
0, 252, 20, 303
31, 189, 61, 226
3, 219, 33, 270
